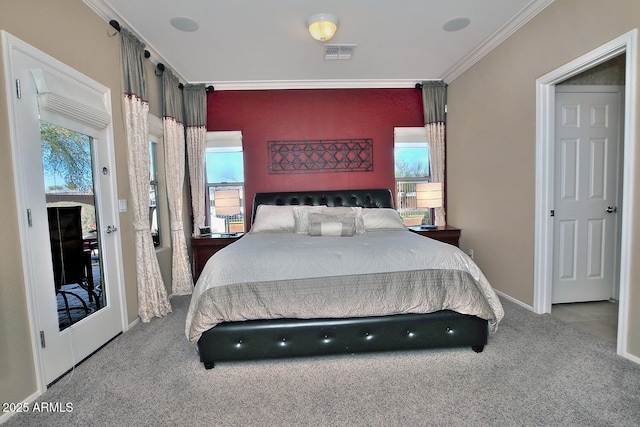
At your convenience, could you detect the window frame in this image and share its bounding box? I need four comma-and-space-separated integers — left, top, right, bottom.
205, 131, 245, 233
148, 114, 166, 247
393, 127, 432, 226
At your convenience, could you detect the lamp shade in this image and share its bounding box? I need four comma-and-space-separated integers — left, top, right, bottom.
214, 189, 241, 216
416, 183, 443, 209
307, 13, 338, 41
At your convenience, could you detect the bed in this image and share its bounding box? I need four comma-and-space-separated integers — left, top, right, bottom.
186, 188, 504, 369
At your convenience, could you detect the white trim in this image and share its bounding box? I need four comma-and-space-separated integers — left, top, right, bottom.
534, 29, 637, 364
495, 290, 534, 312
0, 390, 40, 424
128, 316, 141, 330
200, 79, 431, 91
441, 0, 555, 83
621, 351, 640, 366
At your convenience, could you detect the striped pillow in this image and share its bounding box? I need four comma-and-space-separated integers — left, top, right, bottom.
308, 213, 356, 237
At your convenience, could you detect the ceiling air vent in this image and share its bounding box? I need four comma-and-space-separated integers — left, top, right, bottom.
324, 44, 356, 60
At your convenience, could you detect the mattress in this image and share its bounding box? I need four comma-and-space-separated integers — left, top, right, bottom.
186, 229, 504, 344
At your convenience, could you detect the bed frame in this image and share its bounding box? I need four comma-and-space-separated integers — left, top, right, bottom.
196, 189, 488, 369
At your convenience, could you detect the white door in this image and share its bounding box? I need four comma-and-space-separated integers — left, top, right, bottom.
4, 33, 125, 385
552, 86, 623, 303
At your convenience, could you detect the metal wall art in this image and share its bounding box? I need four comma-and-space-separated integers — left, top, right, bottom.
268, 138, 373, 174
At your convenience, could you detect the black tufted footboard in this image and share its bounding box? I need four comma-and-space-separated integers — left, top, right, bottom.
198, 311, 488, 369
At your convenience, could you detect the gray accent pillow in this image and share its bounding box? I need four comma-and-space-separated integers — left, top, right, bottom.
293, 205, 326, 234
308, 213, 356, 237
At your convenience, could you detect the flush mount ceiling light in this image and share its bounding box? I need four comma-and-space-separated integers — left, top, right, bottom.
306, 13, 339, 41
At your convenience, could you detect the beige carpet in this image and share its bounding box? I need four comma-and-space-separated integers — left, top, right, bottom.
5, 295, 640, 427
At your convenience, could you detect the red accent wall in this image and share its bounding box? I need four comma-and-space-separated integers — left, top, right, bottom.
207, 88, 423, 217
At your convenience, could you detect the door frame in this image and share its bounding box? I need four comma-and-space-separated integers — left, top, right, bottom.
2, 31, 129, 394
534, 30, 637, 360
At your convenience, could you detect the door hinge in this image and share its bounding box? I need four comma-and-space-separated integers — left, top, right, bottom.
27, 208, 33, 227
550, 210, 555, 217
40, 330, 46, 348
15, 79, 21, 99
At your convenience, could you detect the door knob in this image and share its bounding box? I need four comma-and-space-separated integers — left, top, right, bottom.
105, 225, 118, 233
606, 206, 618, 213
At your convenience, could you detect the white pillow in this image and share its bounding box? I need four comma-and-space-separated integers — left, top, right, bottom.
293, 206, 326, 234
362, 208, 406, 231
251, 205, 296, 233
321, 206, 365, 234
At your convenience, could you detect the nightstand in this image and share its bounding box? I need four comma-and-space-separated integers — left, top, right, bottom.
408, 225, 461, 247
191, 233, 243, 281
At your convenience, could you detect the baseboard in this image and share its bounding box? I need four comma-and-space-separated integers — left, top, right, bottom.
495, 290, 535, 312
128, 316, 140, 330
620, 350, 640, 366
0, 390, 40, 425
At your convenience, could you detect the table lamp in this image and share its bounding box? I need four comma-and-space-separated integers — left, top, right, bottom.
415, 182, 442, 229
213, 189, 241, 235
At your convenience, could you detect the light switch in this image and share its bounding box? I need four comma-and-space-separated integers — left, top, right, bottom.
118, 199, 128, 212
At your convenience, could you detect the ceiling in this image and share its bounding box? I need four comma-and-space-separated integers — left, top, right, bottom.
84, 0, 554, 90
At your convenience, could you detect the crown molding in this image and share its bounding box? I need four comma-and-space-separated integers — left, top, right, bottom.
199, 79, 437, 91
441, 0, 555, 83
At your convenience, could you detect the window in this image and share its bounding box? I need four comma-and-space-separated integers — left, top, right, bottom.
205, 131, 245, 234
149, 139, 160, 246
148, 114, 164, 247
394, 127, 431, 226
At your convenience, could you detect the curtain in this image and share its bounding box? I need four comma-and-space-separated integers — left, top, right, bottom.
162, 69, 193, 295
183, 84, 207, 237
422, 81, 447, 227
120, 29, 172, 321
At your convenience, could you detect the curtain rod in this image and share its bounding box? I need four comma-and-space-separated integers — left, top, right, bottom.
110, 19, 180, 88
109, 20, 151, 59
109, 20, 121, 32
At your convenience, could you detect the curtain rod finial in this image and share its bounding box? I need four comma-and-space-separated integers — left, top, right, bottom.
207, 85, 215, 92
109, 20, 120, 32
415, 83, 423, 89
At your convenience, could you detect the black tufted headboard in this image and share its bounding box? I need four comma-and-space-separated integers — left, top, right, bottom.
251, 188, 394, 223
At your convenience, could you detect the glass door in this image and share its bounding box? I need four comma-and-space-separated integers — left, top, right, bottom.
41, 122, 106, 330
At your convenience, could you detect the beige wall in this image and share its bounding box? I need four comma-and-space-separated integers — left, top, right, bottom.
447, 0, 640, 357
0, 0, 168, 405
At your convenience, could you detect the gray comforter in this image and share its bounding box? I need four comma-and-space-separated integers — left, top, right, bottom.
186, 230, 504, 344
